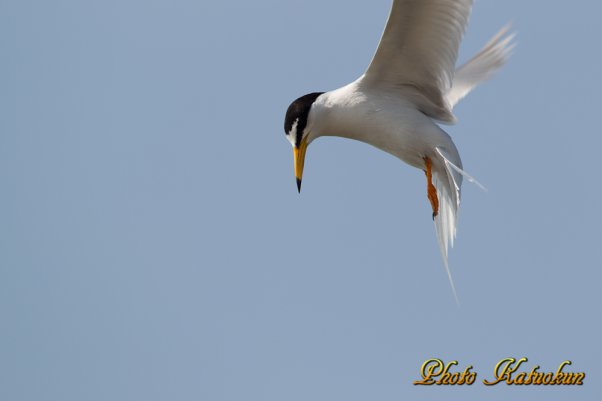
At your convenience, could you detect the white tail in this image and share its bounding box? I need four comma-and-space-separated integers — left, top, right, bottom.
433, 147, 487, 305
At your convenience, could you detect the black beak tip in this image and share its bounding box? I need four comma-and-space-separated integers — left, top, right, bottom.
296, 178, 302, 193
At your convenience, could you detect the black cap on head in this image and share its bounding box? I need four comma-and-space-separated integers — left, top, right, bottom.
284, 92, 324, 147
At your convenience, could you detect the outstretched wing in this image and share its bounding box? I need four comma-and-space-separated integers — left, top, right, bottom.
447, 25, 516, 109
363, 0, 473, 123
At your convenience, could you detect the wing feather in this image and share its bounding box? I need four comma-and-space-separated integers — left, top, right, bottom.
447, 25, 516, 109
364, 0, 473, 122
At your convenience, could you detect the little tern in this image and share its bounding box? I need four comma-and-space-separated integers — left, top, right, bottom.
284, 0, 514, 302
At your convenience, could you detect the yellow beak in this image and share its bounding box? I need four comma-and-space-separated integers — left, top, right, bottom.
293, 136, 308, 193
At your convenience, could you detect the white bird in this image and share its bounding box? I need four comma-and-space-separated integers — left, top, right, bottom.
284, 0, 514, 303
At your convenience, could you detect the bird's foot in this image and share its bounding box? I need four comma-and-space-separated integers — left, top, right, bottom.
424, 157, 439, 219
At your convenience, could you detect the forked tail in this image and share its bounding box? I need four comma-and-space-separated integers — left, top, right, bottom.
433, 147, 486, 305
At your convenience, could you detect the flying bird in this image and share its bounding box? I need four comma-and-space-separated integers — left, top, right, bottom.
283, 0, 514, 302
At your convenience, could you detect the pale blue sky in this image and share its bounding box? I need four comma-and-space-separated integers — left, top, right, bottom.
1, 1, 601, 400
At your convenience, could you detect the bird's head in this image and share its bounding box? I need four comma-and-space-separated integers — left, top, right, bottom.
284, 92, 324, 192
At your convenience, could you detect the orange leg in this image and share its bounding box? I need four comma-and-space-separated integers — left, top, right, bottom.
423, 157, 439, 219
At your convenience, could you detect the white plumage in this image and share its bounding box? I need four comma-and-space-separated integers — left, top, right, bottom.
285, 0, 514, 303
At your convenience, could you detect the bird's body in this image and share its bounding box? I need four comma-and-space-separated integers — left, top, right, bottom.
307, 78, 461, 173
284, 0, 514, 302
